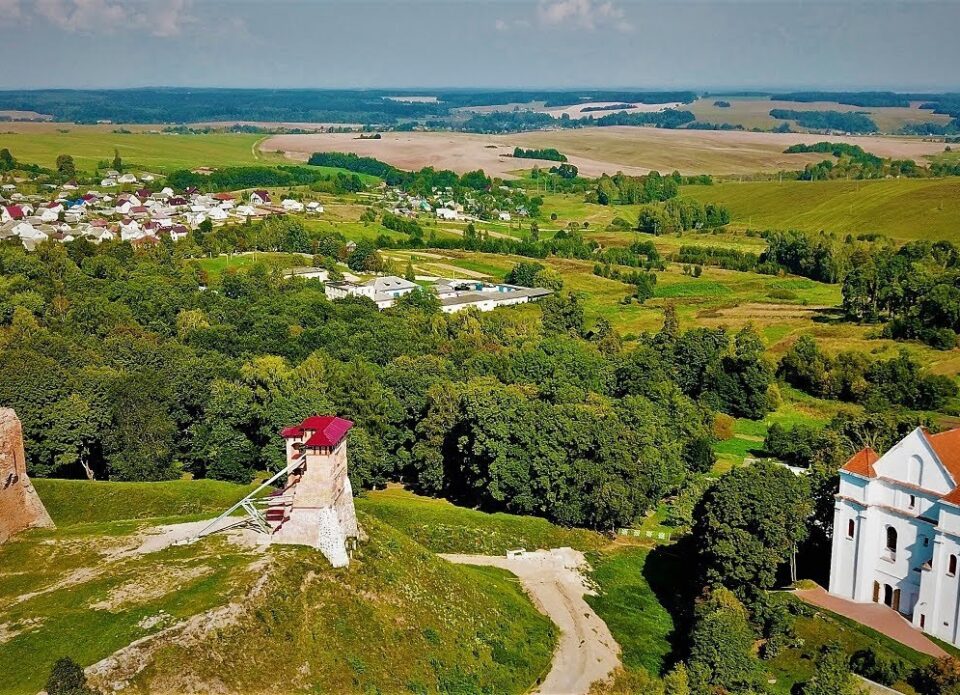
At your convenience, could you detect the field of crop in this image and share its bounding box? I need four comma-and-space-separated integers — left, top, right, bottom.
688, 96, 953, 132
498, 127, 946, 176
680, 177, 960, 242
0, 124, 266, 173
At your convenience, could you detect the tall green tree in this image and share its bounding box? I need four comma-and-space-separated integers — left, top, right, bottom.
694, 461, 811, 595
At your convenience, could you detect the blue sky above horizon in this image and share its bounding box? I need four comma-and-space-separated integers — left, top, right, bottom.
0, 0, 957, 91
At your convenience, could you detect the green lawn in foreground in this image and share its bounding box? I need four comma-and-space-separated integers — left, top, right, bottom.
4, 480, 557, 695
766, 593, 936, 694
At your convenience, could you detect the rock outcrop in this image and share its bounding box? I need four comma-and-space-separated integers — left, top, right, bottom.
0, 408, 54, 544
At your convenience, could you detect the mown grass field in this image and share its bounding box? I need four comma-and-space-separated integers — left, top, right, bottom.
681, 178, 960, 242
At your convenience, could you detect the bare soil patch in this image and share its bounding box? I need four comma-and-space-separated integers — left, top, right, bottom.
262, 131, 653, 178
90, 564, 214, 611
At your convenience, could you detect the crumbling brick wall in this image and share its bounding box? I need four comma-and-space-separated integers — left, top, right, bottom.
0, 408, 54, 544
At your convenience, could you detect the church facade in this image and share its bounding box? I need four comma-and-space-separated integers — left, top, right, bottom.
830, 427, 960, 646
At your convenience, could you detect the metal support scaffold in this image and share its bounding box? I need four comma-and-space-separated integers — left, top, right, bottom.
183, 458, 301, 543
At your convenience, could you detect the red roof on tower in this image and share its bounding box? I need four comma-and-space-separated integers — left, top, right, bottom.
281, 415, 353, 447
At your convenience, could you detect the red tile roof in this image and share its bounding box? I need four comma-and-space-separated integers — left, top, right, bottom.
281, 415, 353, 447
924, 428, 960, 485
841, 447, 879, 478
4, 205, 24, 219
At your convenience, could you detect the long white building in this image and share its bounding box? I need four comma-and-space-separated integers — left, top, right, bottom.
830, 426, 960, 645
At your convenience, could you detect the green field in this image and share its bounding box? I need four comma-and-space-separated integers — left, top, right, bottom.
681, 178, 960, 242
0, 127, 265, 173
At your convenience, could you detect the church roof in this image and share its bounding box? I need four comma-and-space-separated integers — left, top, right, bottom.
923, 428, 960, 485
840, 447, 879, 478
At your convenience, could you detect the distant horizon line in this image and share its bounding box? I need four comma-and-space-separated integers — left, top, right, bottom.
0, 86, 958, 94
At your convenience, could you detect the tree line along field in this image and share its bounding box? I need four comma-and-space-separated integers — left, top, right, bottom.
382, 242, 956, 371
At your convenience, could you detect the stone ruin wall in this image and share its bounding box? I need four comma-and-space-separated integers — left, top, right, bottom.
0, 408, 54, 544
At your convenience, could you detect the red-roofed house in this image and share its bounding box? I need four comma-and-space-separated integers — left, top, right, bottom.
2, 205, 24, 222
830, 426, 960, 647
250, 189, 271, 205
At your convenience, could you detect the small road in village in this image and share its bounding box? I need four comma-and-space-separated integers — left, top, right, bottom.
441, 548, 620, 695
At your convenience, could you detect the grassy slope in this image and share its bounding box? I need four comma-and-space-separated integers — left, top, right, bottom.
358, 487, 605, 554
585, 548, 674, 677
681, 178, 960, 243
1, 481, 555, 695
32, 478, 258, 526
122, 517, 556, 695
767, 594, 937, 694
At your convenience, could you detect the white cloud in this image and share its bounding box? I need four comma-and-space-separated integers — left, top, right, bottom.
537, 0, 633, 33
33, 0, 194, 37
495, 17, 531, 32
0, 0, 24, 24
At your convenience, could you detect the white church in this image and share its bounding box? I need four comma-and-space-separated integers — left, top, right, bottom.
830, 426, 960, 646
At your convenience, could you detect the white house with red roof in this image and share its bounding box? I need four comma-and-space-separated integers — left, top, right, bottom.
250, 189, 271, 205
830, 426, 960, 646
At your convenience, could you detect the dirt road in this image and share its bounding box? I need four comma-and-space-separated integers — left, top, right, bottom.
441, 548, 620, 695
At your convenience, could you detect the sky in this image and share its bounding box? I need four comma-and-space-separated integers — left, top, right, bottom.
0, 0, 957, 91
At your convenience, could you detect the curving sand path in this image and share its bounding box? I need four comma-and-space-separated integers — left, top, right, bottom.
441, 548, 620, 695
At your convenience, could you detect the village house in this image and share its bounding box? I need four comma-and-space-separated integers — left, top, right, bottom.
830, 427, 960, 647
281, 199, 304, 213
250, 190, 271, 205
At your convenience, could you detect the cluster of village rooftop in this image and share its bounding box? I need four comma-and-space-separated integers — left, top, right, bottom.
383, 187, 524, 222
0, 172, 323, 250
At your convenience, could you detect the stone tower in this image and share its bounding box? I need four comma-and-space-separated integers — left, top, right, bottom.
272, 415, 360, 567
0, 408, 54, 544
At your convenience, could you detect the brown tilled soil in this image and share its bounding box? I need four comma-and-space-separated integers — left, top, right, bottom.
263, 127, 949, 177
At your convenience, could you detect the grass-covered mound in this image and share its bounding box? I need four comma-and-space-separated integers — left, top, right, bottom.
1, 482, 555, 695
32, 478, 257, 526
94, 516, 554, 694
358, 487, 606, 554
